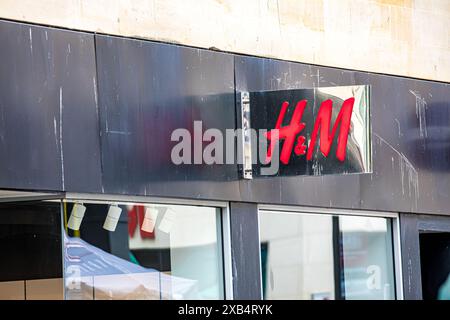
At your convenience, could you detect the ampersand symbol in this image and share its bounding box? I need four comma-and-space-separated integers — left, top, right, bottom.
294, 135, 307, 156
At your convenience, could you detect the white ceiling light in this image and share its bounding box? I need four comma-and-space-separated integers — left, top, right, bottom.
103, 204, 122, 232
67, 203, 86, 231
141, 206, 167, 233
158, 208, 176, 234
141, 207, 158, 233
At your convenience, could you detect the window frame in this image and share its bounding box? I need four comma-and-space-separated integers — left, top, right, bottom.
257, 204, 403, 300
50, 193, 233, 300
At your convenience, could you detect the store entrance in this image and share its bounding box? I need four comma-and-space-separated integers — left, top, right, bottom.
420, 232, 450, 300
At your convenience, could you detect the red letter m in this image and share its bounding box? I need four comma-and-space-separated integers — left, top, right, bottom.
306, 97, 355, 162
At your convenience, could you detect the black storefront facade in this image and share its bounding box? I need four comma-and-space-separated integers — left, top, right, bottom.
0, 19, 449, 300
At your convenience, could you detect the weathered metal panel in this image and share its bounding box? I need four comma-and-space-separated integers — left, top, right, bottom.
229, 202, 262, 299
236, 56, 450, 215
399, 213, 422, 300
0, 20, 102, 192
1, 20, 450, 217
95, 35, 238, 199
357, 72, 450, 215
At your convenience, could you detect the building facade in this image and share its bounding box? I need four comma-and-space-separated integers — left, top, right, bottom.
0, 0, 449, 300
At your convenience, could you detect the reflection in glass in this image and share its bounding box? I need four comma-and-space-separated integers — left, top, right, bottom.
340, 216, 395, 299
259, 211, 396, 300
64, 202, 224, 300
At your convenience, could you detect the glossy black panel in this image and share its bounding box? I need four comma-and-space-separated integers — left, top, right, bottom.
95, 35, 238, 199
357, 72, 450, 214
60, 35, 102, 193
0, 20, 101, 192
1, 20, 450, 216
236, 56, 450, 214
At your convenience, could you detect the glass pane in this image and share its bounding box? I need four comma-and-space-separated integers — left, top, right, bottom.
259, 211, 335, 299
259, 210, 396, 300
0, 202, 63, 300
64, 202, 224, 300
340, 216, 395, 299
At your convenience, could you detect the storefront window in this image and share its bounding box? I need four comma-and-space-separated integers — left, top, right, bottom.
259, 210, 396, 300
64, 201, 224, 300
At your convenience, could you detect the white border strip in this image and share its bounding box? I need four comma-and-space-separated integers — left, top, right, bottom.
256, 205, 264, 300
392, 217, 404, 300
63, 192, 228, 208
221, 204, 234, 300
258, 203, 398, 218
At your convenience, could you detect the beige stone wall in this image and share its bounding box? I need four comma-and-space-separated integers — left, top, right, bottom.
0, 0, 448, 82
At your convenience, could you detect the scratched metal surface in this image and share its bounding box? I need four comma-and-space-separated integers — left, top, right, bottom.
1, 20, 450, 216
0, 20, 102, 192
357, 71, 450, 214
229, 202, 262, 299
95, 34, 238, 199
236, 56, 450, 215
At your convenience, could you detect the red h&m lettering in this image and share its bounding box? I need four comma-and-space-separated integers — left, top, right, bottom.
266, 97, 355, 164
265, 100, 307, 165
306, 97, 355, 162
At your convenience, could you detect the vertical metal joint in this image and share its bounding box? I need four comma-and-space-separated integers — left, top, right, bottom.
240, 91, 252, 180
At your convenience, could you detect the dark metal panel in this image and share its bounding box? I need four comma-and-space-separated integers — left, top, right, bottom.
229, 202, 262, 299
95, 35, 238, 199
0, 20, 102, 192
1, 19, 450, 217
235, 55, 450, 215
357, 72, 450, 215
60, 33, 102, 193
0, 21, 62, 190
399, 213, 422, 300
416, 215, 450, 234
